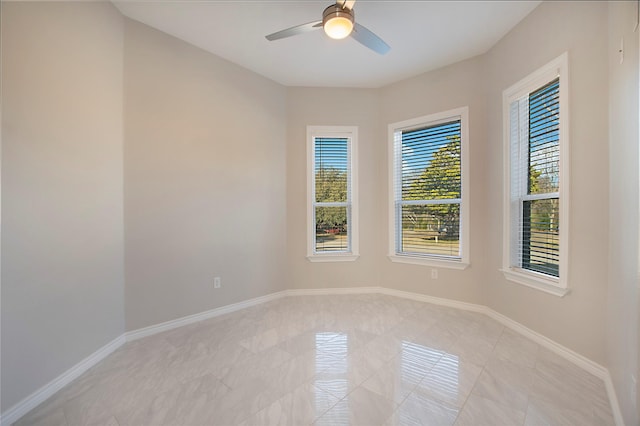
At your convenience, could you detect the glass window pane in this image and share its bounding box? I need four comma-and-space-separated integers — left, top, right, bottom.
400, 204, 460, 257
315, 206, 348, 252
401, 121, 461, 201
522, 198, 559, 277
315, 138, 348, 203
528, 79, 559, 195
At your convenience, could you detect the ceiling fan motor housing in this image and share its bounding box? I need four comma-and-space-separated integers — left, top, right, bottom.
322, 4, 354, 39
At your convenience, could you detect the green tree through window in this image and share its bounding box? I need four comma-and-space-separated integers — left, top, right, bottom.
315, 167, 347, 231
405, 135, 460, 240
396, 120, 462, 257
313, 136, 351, 253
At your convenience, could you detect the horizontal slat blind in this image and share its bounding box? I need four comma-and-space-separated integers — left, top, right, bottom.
315, 138, 348, 203
400, 121, 461, 201
528, 79, 560, 195
314, 137, 350, 253
394, 120, 462, 258
510, 78, 560, 277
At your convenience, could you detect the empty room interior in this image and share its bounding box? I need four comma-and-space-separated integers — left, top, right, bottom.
2, 0, 640, 425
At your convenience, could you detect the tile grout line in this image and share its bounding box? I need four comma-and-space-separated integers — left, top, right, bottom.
3, 288, 621, 426
450, 325, 506, 425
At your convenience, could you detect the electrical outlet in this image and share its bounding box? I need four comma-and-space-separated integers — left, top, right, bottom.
214, 277, 221, 289
431, 269, 438, 279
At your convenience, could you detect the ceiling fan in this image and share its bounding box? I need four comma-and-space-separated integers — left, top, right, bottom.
265, 0, 390, 55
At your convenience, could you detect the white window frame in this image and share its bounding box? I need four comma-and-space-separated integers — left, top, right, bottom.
501, 52, 570, 297
387, 107, 470, 269
307, 126, 359, 262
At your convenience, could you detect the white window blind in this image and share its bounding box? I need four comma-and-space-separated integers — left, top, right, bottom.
313, 137, 351, 253
502, 52, 568, 295
307, 126, 358, 261
509, 78, 560, 278
393, 119, 462, 259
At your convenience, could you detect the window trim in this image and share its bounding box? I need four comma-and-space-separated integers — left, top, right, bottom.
387, 107, 470, 269
306, 126, 359, 262
501, 52, 570, 296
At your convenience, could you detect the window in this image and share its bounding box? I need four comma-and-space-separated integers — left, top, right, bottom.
388, 107, 469, 269
502, 52, 569, 296
307, 126, 358, 261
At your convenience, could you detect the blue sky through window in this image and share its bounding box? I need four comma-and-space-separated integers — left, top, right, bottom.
315, 138, 348, 172
401, 121, 460, 173
528, 78, 559, 192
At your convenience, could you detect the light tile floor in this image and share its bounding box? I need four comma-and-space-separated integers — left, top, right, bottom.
15, 294, 614, 425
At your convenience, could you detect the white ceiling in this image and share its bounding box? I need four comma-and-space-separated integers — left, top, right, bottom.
113, 0, 541, 88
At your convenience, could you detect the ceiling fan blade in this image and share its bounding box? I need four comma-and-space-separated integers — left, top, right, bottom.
351, 22, 390, 55
337, 0, 356, 10
266, 21, 323, 41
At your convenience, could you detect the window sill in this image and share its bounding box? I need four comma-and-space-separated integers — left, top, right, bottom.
307, 254, 359, 263
501, 268, 570, 297
388, 255, 469, 270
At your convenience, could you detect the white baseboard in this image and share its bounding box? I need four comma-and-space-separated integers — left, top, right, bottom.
484, 309, 624, 425
284, 286, 382, 297
483, 308, 607, 379
0, 334, 126, 426
2, 286, 624, 426
285, 286, 624, 425
603, 372, 625, 426
285, 286, 485, 315
125, 291, 288, 342
376, 287, 487, 313
367, 287, 608, 377
0, 292, 289, 426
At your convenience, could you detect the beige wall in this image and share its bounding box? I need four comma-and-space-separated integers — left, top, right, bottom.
608, 2, 640, 425
286, 3, 613, 366
484, 1, 610, 364
4, 0, 638, 419
286, 88, 383, 290
286, 58, 487, 304
1, 2, 125, 411
378, 56, 487, 304
123, 19, 288, 330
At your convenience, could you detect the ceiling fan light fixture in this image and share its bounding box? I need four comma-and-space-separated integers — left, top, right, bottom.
322, 5, 354, 40
265, 1, 389, 55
